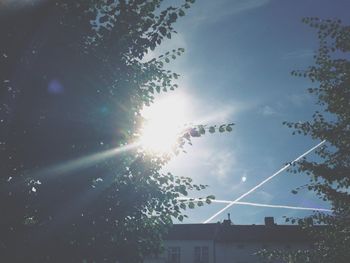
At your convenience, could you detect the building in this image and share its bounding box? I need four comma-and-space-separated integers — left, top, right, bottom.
145, 217, 316, 263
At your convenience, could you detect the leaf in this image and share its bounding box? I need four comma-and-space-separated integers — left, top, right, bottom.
159, 27, 166, 36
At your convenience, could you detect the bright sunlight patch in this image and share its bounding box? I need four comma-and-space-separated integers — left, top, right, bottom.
139, 93, 191, 154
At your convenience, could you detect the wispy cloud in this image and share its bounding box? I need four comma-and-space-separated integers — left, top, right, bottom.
208, 150, 237, 179
192, 0, 271, 25
259, 105, 278, 116
191, 96, 257, 125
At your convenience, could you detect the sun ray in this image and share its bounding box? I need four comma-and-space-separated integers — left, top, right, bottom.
138, 93, 191, 154
28, 143, 139, 180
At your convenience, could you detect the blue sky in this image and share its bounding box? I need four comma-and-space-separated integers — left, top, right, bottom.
150, 0, 350, 224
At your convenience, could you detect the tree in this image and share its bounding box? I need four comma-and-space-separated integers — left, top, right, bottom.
0, 1, 225, 262
259, 18, 350, 263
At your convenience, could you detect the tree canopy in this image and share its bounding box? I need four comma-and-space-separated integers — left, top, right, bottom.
259, 17, 350, 263
0, 1, 224, 262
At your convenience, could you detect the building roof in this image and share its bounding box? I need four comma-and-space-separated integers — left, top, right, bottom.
165, 222, 320, 243
165, 223, 219, 241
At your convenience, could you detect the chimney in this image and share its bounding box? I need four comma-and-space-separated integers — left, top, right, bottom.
264, 217, 275, 226
223, 213, 232, 226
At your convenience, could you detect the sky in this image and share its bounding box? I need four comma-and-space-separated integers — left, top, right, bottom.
1, 0, 349, 227
149, 0, 350, 224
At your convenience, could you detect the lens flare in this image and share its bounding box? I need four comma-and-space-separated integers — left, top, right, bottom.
139, 93, 190, 154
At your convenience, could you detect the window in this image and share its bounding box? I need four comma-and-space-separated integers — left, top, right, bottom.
194, 246, 209, 263
167, 247, 180, 263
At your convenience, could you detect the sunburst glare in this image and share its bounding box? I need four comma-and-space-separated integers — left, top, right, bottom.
139, 93, 191, 154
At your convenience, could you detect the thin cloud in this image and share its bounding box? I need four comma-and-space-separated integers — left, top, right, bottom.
209, 150, 237, 179
192, 0, 271, 25
259, 105, 278, 116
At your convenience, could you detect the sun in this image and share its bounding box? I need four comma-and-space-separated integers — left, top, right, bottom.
138, 93, 190, 154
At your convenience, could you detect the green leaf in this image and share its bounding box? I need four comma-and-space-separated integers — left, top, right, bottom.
159, 27, 166, 36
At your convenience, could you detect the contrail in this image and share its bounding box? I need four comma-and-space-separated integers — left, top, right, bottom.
177, 198, 331, 212
210, 200, 331, 212
203, 140, 326, 223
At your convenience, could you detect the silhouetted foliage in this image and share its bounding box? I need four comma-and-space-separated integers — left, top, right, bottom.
259, 17, 350, 263
0, 1, 226, 262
